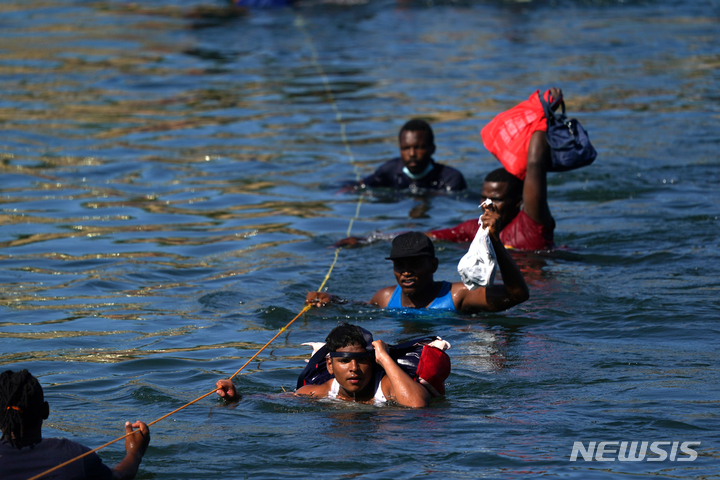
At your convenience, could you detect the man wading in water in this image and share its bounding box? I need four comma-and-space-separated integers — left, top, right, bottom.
216, 323, 435, 408
305, 202, 529, 314
338, 87, 565, 252
347, 119, 467, 193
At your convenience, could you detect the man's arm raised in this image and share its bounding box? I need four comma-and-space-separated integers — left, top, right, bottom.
522, 87, 561, 228
452, 204, 529, 314
375, 340, 430, 408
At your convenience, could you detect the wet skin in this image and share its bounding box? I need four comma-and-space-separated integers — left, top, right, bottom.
326, 344, 375, 401
391, 256, 442, 308
480, 181, 522, 232
399, 130, 435, 175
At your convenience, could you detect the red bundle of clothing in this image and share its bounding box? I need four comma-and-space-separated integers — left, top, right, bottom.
480, 90, 557, 180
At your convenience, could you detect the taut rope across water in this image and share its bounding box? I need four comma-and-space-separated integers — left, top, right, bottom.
28, 14, 363, 480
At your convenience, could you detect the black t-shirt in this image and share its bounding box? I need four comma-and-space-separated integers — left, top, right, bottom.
360, 158, 467, 191
0, 438, 113, 480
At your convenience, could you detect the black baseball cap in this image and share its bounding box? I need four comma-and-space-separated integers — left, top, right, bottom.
385, 231, 435, 260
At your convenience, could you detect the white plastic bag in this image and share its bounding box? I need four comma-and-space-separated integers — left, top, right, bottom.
457, 200, 498, 290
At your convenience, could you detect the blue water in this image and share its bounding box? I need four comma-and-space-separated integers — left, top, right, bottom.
1, 0, 719, 478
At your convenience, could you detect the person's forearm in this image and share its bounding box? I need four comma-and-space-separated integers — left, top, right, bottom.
379, 359, 430, 408
491, 235, 529, 303
523, 131, 553, 226
112, 453, 142, 480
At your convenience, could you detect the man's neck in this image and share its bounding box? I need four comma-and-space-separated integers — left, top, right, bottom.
5, 428, 43, 448
402, 161, 434, 180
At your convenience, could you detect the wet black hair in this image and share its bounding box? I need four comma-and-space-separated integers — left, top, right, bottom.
399, 119, 435, 147
325, 323, 367, 352
484, 167, 524, 198
0, 369, 46, 449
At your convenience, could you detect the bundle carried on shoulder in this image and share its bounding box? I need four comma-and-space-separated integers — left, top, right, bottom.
297, 335, 451, 397
480, 89, 596, 179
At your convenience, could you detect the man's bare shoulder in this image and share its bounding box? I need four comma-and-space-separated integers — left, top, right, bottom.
370, 286, 396, 308
295, 379, 333, 398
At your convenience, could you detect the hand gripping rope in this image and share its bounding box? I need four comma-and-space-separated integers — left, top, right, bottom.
28, 14, 363, 480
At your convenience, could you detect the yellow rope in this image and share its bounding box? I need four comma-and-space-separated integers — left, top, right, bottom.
295, 12, 365, 291
26, 306, 311, 480
29, 15, 361, 480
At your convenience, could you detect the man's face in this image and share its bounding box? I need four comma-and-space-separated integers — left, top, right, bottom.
327, 344, 374, 397
392, 255, 439, 297
399, 130, 435, 175
481, 181, 521, 229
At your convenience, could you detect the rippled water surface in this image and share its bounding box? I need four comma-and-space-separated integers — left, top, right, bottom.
2, 0, 719, 478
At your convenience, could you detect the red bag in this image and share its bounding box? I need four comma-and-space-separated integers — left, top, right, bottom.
480, 90, 556, 180
415, 344, 451, 396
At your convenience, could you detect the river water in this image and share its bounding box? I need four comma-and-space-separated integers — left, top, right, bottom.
1, 0, 719, 478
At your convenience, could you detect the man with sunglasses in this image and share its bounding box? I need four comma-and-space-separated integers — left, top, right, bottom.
215, 323, 432, 408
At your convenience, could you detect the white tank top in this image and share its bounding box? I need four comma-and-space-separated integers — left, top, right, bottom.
327, 372, 387, 404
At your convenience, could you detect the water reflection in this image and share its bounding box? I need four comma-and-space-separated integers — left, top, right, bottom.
2, 1, 720, 478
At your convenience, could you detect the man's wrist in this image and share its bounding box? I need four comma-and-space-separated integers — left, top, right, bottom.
328, 295, 347, 305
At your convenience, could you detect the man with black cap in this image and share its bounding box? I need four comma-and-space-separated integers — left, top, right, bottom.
306, 202, 529, 314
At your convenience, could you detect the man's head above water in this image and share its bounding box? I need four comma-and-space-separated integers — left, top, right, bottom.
398, 119, 435, 147
398, 119, 436, 176
385, 232, 440, 301
0, 369, 49, 448
323, 323, 377, 398
217, 321, 432, 407
325, 323, 371, 352
481, 167, 524, 231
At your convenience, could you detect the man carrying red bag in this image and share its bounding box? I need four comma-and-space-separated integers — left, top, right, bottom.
427, 87, 565, 251
337, 87, 594, 252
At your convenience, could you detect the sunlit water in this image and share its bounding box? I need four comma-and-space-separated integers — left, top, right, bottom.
1, 0, 719, 478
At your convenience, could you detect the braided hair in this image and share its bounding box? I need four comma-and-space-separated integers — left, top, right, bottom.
0, 369, 46, 449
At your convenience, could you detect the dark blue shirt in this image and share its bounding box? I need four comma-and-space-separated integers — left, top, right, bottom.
0, 438, 112, 480
360, 158, 467, 192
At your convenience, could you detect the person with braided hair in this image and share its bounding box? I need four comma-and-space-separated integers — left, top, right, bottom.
0, 369, 150, 480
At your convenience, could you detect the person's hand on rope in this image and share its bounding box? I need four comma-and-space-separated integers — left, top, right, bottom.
305, 291, 342, 307
332, 231, 397, 249
332, 236, 363, 248
111, 421, 150, 480
125, 421, 149, 458
215, 379, 241, 402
